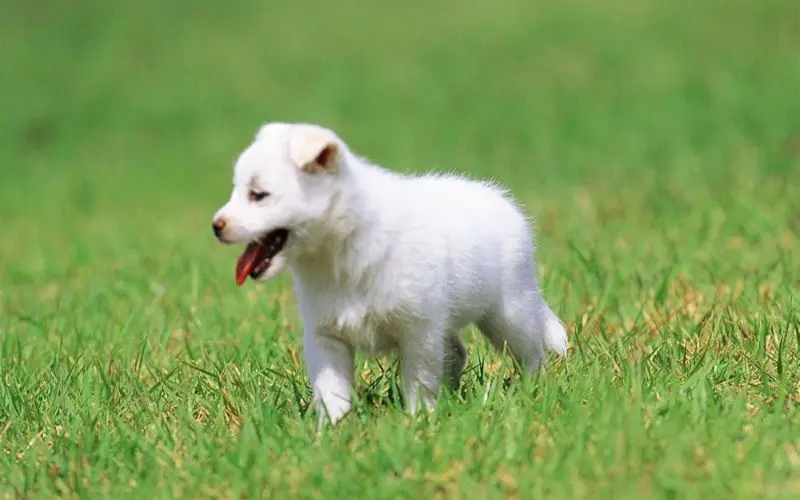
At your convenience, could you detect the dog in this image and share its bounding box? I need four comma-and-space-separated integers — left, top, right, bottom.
212, 122, 568, 426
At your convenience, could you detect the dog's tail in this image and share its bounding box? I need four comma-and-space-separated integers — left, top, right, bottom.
543, 305, 569, 356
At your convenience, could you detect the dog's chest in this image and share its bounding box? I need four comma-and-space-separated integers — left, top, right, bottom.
302, 287, 407, 355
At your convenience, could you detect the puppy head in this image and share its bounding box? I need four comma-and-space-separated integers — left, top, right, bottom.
212, 122, 344, 283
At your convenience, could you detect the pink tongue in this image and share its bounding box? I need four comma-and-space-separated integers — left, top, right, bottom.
235, 241, 263, 286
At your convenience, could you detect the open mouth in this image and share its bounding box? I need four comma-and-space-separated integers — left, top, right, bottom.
234, 228, 289, 286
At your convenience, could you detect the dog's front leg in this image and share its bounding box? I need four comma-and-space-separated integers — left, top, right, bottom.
400, 332, 445, 416
304, 329, 354, 427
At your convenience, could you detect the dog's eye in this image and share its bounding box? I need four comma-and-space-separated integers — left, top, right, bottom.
248, 190, 269, 202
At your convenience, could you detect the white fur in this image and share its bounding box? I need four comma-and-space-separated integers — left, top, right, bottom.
213, 122, 568, 426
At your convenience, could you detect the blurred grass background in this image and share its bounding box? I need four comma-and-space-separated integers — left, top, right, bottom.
1, 0, 799, 497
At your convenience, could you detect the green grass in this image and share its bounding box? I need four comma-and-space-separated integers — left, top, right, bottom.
1, 0, 799, 497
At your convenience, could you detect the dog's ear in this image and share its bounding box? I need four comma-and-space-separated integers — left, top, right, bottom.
288, 127, 340, 174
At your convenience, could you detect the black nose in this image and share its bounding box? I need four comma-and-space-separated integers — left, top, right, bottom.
212, 219, 225, 238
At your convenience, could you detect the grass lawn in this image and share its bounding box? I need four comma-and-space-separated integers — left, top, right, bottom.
1, 0, 799, 497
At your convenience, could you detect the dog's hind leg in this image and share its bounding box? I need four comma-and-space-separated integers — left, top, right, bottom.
477, 291, 565, 373
443, 330, 467, 391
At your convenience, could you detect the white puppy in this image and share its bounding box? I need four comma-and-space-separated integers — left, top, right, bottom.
212, 122, 568, 425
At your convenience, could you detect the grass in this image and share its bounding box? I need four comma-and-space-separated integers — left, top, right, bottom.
1, 0, 799, 497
